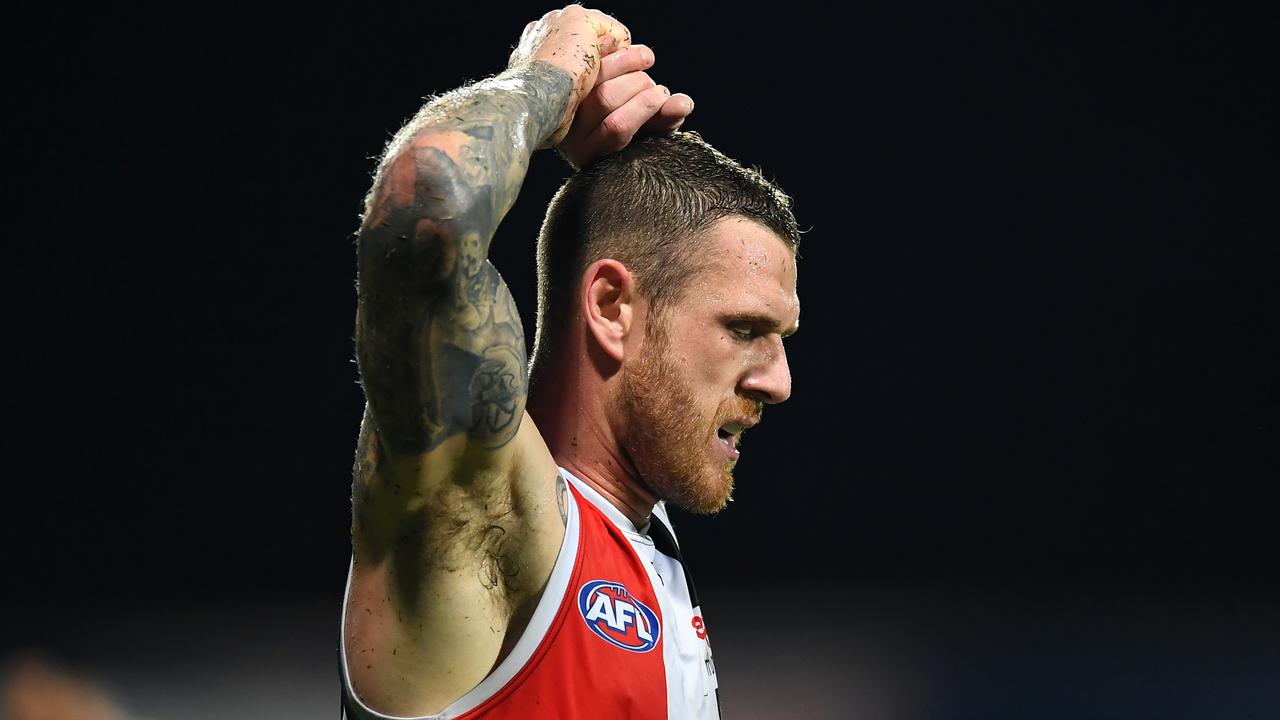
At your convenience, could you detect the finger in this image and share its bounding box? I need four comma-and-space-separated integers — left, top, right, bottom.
574, 71, 657, 132
580, 8, 631, 54
639, 93, 694, 133
586, 84, 671, 153
595, 44, 654, 86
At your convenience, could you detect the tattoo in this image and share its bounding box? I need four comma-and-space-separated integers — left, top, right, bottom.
353, 405, 381, 486
351, 407, 378, 537
556, 474, 569, 526
354, 62, 573, 455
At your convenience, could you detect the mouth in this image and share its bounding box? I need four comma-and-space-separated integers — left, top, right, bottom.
715, 419, 755, 461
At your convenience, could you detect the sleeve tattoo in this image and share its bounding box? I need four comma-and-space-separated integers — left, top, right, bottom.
354, 62, 573, 456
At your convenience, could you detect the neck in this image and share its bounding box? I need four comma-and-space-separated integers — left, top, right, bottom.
528, 347, 657, 528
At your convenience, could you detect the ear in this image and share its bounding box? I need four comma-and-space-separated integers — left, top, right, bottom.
582, 259, 636, 363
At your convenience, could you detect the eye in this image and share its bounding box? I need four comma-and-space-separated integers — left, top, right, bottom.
727, 322, 755, 340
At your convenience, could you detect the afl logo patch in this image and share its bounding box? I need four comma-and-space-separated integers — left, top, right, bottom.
577, 580, 661, 653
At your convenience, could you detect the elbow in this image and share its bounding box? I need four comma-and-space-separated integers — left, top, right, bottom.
357, 142, 486, 289
364, 139, 484, 237
358, 214, 457, 292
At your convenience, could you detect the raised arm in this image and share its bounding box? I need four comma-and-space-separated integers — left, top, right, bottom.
356, 13, 612, 464
354, 6, 691, 469
346, 7, 693, 716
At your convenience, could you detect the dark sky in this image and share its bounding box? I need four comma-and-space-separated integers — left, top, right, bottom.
9, 2, 1276, 607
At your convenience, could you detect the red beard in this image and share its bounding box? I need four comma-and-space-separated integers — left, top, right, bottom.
618, 321, 762, 514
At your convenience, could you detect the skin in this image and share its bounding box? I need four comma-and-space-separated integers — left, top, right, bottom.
346, 6, 790, 716
621, 217, 798, 514
532, 217, 798, 525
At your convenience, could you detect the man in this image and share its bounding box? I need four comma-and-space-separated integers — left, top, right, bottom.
342, 6, 800, 719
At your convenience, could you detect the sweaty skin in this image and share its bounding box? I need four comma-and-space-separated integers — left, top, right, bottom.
348, 59, 574, 716
345, 7, 698, 717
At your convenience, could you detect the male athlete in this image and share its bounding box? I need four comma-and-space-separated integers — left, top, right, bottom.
342, 6, 800, 719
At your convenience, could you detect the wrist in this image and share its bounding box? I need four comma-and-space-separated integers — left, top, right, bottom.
496, 61, 577, 151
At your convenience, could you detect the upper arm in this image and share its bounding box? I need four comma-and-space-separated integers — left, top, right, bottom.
354, 138, 526, 463
354, 62, 569, 464
351, 132, 566, 575
346, 135, 564, 714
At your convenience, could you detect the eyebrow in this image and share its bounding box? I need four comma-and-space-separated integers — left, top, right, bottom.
726, 312, 799, 338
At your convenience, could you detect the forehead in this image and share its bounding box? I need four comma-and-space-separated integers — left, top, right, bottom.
693, 216, 799, 322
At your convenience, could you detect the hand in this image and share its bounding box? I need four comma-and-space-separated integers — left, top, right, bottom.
507, 5, 633, 147
557, 44, 695, 169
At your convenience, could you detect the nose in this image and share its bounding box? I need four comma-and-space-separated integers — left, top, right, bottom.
739, 338, 792, 405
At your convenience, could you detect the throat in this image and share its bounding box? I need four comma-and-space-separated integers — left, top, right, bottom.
559, 458, 656, 530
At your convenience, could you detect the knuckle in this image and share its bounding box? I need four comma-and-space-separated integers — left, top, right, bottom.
602, 113, 629, 137
596, 84, 622, 110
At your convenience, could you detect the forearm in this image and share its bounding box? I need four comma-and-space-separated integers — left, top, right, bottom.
355, 62, 572, 456
358, 61, 572, 282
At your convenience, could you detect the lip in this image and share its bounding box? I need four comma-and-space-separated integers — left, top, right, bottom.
715, 418, 756, 461
719, 418, 758, 435
715, 431, 740, 461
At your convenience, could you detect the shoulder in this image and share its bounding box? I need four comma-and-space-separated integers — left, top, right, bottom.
343, 415, 565, 716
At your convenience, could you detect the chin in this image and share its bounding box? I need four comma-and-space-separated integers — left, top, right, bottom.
666, 457, 736, 516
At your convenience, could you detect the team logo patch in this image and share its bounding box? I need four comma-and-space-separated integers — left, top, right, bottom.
577, 580, 661, 653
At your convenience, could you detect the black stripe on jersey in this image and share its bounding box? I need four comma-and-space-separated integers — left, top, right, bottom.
646, 516, 701, 619
648, 515, 722, 717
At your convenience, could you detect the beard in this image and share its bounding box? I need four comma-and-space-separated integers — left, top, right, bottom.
617, 320, 762, 515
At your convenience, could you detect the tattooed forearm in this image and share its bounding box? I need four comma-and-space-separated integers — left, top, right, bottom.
355, 62, 573, 456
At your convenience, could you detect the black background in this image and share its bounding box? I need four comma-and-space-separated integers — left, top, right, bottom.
7, 2, 1277, 710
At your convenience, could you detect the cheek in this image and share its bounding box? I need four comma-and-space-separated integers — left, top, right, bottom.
693, 356, 746, 409
682, 340, 732, 387
669, 320, 740, 389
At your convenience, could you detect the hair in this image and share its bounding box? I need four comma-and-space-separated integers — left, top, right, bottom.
532, 131, 800, 363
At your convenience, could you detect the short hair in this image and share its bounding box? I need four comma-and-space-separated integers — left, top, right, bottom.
533, 131, 800, 360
